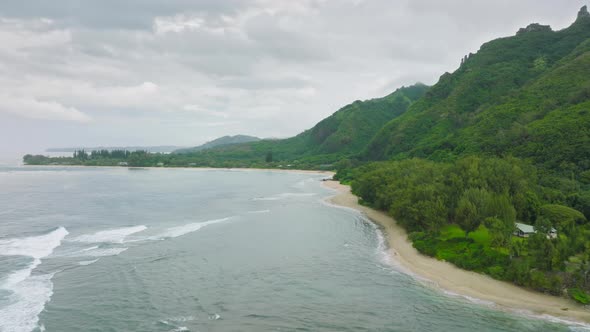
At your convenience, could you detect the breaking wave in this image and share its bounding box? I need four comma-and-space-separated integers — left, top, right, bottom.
69, 225, 147, 244
0, 227, 68, 332
253, 193, 316, 201
148, 218, 230, 240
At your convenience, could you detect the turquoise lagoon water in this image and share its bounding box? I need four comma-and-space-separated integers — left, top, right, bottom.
0, 166, 588, 332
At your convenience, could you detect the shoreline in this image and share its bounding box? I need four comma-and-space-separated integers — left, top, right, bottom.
322, 180, 590, 324
16, 164, 335, 176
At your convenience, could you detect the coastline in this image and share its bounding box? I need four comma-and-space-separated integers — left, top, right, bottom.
17, 164, 335, 176
322, 180, 590, 324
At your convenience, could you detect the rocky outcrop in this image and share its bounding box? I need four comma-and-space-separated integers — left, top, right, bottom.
517, 23, 552, 35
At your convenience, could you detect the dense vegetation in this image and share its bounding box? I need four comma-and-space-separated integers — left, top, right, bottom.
364, 9, 590, 168
342, 157, 590, 299
333, 7, 590, 302
24, 6, 590, 302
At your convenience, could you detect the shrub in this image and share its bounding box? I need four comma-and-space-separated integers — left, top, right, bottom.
540, 204, 587, 226
487, 265, 506, 280
569, 288, 590, 304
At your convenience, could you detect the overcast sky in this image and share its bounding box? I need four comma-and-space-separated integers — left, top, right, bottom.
0, 0, 585, 154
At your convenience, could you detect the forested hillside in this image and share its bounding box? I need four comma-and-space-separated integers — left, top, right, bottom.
177, 83, 428, 166
337, 7, 590, 302
364, 6, 590, 169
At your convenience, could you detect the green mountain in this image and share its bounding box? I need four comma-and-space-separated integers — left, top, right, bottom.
174, 135, 260, 154
341, 7, 590, 301
363, 6, 590, 172
192, 83, 429, 165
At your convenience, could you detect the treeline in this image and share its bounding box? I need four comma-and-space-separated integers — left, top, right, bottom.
74, 149, 132, 160
337, 156, 590, 302
24, 149, 153, 167
23, 149, 331, 169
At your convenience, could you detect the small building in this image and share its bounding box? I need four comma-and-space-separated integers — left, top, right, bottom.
514, 222, 557, 239
514, 223, 535, 238
156, 162, 164, 167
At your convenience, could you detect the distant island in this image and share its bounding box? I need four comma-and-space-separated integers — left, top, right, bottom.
46, 146, 185, 154
24, 6, 590, 307
44, 135, 261, 154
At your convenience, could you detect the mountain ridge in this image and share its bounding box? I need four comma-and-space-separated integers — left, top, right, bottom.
173, 135, 261, 154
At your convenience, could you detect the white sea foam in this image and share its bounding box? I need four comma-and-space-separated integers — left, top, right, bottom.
247, 210, 270, 214
159, 318, 192, 332
80, 247, 128, 257
81, 245, 99, 252
0, 227, 69, 259
69, 225, 147, 244
0, 227, 68, 332
441, 289, 496, 307
320, 196, 363, 214
523, 312, 590, 331
0, 270, 55, 332
253, 193, 316, 201
208, 313, 221, 320
167, 316, 196, 322
58, 245, 127, 258
150, 218, 229, 240
373, 223, 394, 267
78, 259, 100, 266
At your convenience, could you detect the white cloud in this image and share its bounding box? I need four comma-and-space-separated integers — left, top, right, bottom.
153, 14, 205, 34
182, 105, 229, 118
0, 0, 584, 151
0, 96, 91, 122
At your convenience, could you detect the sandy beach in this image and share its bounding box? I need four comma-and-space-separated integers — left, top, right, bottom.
322, 180, 590, 324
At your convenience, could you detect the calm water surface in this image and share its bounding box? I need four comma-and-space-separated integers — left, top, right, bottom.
0, 166, 588, 331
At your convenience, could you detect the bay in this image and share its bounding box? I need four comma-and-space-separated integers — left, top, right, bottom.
0, 166, 586, 331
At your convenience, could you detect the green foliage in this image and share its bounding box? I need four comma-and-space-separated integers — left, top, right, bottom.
456, 188, 491, 236
363, 17, 590, 176
350, 154, 590, 296
569, 288, 590, 304
539, 204, 587, 232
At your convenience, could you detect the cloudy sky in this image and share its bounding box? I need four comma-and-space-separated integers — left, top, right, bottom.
0, 0, 585, 154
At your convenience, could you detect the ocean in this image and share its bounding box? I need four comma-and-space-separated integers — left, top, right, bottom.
0, 165, 588, 331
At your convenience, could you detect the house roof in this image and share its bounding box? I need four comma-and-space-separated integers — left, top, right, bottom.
515, 222, 535, 233
515, 222, 557, 234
